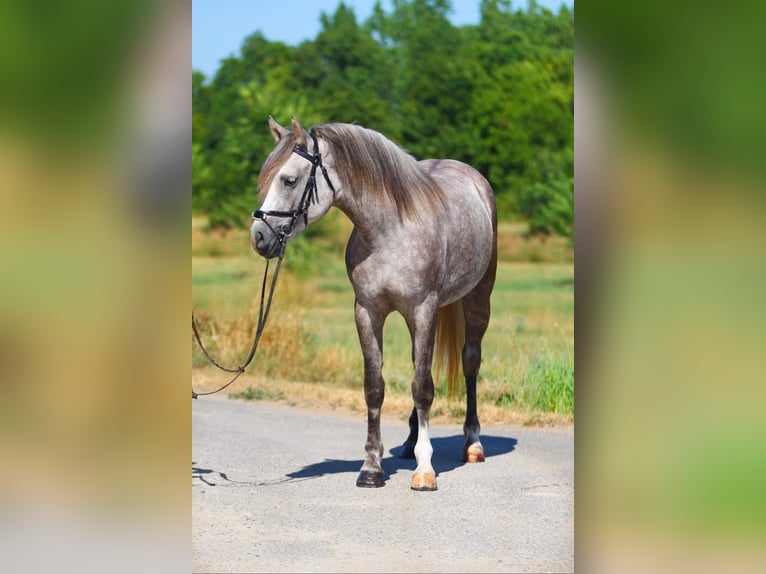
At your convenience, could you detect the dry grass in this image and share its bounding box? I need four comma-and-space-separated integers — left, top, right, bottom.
192, 292, 357, 386
496, 221, 573, 263
192, 368, 570, 427
192, 215, 574, 427
192, 219, 252, 258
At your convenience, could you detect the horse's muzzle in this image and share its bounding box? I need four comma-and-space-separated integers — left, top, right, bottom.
250, 221, 282, 259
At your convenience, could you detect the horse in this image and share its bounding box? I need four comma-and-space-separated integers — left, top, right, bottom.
251, 117, 497, 491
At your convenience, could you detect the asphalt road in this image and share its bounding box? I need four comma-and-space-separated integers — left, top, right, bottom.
192, 396, 573, 573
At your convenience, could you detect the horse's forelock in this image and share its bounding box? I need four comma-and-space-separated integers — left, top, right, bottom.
258, 132, 298, 200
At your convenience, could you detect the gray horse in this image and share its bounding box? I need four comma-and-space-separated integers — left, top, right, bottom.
251, 117, 497, 491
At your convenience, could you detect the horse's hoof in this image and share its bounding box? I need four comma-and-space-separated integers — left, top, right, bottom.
463, 442, 485, 463
399, 442, 416, 459
356, 470, 385, 488
410, 472, 437, 491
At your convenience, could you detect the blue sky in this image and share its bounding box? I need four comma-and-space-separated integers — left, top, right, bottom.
193, 0, 573, 78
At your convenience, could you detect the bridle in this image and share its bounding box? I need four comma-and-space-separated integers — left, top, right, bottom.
191, 129, 336, 399
252, 130, 336, 245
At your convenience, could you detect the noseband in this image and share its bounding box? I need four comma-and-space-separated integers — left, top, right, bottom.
252, 130, 336, 246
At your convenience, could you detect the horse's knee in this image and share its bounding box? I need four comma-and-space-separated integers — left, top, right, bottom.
364, 385, 384, 408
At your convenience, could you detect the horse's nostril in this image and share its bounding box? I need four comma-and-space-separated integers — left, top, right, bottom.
256, 231, 264, 243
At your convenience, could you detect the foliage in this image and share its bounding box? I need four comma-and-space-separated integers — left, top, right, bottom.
193, 222, 574, 420
192, 0, 573, 236
521, 345, 574, 414
519, 147, 574, 240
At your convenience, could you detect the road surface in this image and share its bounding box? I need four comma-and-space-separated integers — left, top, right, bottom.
192, 396, 573, 573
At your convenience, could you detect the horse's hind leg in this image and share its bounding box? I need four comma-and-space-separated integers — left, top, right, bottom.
461, 253, 497, 463
354, 300, 387, 488
399, 407, 418, 459
399, 320, 418, 460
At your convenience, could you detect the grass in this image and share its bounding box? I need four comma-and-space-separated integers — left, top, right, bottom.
229, 386, 285, 402
192, 214, 573, 425
496, 220, 573, 264
520, 336, 574, 414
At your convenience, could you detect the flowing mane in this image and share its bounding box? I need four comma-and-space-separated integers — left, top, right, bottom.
314, 123, 446, 222
258, 122, 447, 222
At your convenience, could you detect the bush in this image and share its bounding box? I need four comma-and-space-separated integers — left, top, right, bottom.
520, 178, 574, 241
519, 147, 574, 242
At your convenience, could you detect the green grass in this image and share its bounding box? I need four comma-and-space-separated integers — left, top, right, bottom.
522, 339, 574, 414
229, 386, 285, 402
193, 218, 574, 422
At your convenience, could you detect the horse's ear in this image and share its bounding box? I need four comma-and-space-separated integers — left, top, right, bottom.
291, 116, 309, 147
268, 116, 289, 142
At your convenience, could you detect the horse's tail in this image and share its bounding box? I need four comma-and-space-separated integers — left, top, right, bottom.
435, 300, 465, 401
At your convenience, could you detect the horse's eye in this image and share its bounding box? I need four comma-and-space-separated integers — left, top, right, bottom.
283, 175, 298, 188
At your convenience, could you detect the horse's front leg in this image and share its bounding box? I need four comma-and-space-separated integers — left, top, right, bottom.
409, 299, 439, 491
354, 300, 387, 488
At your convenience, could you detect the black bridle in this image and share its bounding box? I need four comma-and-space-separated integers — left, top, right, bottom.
252, 130, 336, 246
191, 130, 336, 399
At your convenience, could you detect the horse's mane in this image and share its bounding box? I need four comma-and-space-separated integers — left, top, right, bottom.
258, 123, 446, 222
314, 123, 446, 221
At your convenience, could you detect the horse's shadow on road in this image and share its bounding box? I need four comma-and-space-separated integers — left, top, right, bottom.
286, 434, 517, 481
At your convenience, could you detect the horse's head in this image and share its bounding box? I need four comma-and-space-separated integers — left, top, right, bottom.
250, 116, 336, 259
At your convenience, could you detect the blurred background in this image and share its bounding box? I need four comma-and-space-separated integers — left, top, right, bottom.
0, 0, 189, 572
1, 0, 765, 572
576, 0, 766, 572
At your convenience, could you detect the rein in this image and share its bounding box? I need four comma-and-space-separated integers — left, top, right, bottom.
191, 247, 284, 399
192, 129, 335, 399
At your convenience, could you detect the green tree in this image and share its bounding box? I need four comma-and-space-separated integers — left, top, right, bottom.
470, 1, 573, 220
519, 147, 573, 240
369, 0, 478, 158
191, 0, 574, 236
311, 3, 397, 133
193, 32, 327, 227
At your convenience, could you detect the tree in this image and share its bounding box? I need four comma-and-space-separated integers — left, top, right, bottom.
310, 3, 397, 133
470, 1, 573, 219
519, 147, 573, 241
192, 71, 209, 146
191, 0, 574, 235
369, 0, 478, 158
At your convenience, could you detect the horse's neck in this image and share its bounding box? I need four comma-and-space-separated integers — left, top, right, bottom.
333, 185, 405, 248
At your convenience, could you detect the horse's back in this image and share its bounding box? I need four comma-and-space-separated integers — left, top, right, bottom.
419, 159, 496, 231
